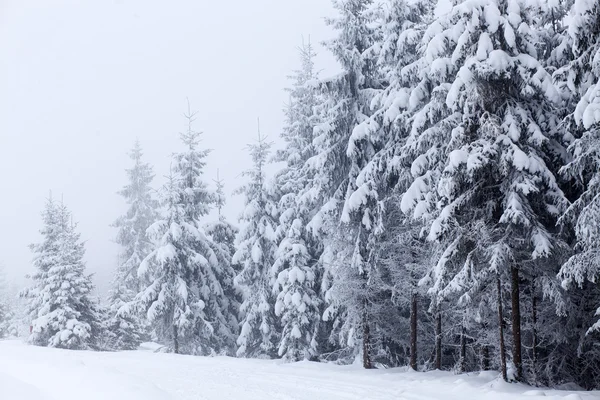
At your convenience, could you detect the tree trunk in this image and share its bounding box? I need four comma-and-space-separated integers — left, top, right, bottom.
362, 305, 373, 369
497, 274, 507, 381
511, 266, 522, 381
435, 310, 442, 370
531, 278, 538, 384
410, 292, 418, 371
173, 325, 179, 354
481, 345, 490, 371
459, 324, 466, 373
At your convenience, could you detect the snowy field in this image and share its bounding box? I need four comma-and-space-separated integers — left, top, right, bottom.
1, 339, 599, 400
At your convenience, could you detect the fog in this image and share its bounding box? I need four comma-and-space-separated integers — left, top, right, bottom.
0, 0, 337, 296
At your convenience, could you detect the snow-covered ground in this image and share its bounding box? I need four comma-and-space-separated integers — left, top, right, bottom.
1, 340, 599, 400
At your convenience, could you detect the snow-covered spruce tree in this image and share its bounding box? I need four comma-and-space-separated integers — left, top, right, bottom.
1, 286, 23, 339
0, 266, 15, 338
204, 172, 240, 356
319, 0, 432, 369
366, 197, 436, 369
336, 0, 435, 368
272, 218, 319, 361
271, 41, 322, 362
131, 174, 203, 354
107, 139, 158, 350
21, 199, 100, 349
173, 107, 237, 355
1, 268, 26, 338
131, 108, 235, 355
0, 302, 12, 338
399, 0, 569, 381
306, 0, 388, 368
557, 0, 600, 331
234, 130, 280, 358
21, 197, 61, 346
555, 0, 600, 388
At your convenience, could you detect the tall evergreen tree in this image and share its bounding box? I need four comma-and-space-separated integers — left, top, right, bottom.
555, 0, 600, 387
173, 107, 236, 354
272, 41, 322, 361
399, 0, 568, 382
0, 265, 15, 338
21, 199, 100, 349
204, 172, 241, 355
131, 174, 207, 354
234, 128, 280, 358
130, 107, 235, 355
557, 0, 600, 334
338, 0, 435, 368
108, 139, 158, 350
306, 0, 385, 368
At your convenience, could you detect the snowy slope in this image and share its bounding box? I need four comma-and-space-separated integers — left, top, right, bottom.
0, 340, 599, 400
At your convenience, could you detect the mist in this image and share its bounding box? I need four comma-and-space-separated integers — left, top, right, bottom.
0, 0, 337, 296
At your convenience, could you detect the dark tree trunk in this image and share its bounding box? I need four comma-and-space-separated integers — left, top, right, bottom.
531, 278, 538, 383
459, 325, 466, 373
173, 325, 179, 354
435, 310, 442, 370
511, 266, 522, 381
497, 274, 507, 381
481, 345, 490, 371
410, 292, 418, 371
362, 305, 373, 369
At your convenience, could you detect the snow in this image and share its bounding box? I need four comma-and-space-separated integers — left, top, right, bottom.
446, 149, 468, 172
0, 372, 51, 400
2, 340, 599, 400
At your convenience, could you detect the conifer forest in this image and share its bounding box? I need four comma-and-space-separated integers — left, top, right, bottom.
2, 0, 600, 396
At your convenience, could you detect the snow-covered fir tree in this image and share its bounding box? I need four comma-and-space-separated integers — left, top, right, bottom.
130, 108, 236, 355
272, 41, 322, 361
107, 139, 158, 350
173, 107, 237, 354
204, 172, 240, 355
555, 0, 600, 386
21, 198, 100, 349
0, 265, 16, 338
557, 0, 600, 334
0, 267, 26, 338
336, 0, 435, 368
0, 302, 12, 338
131, 174, 207, 354
398, 0, 569, 382
311, 0, 390, 368
234, 129, 280, 358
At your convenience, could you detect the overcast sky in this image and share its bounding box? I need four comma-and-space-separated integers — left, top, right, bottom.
0, 0, 338, 297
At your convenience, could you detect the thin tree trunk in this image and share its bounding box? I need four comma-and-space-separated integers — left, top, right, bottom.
362, 304, 372, 369
497, 273, 507, 381
481, 345, 490, 371
435, 310, 442, 370
459, 324, 466, 373
173, 325, 179, 354
410, 292, 418, 371
531, 278, 538, 384
511, 266, 522, 381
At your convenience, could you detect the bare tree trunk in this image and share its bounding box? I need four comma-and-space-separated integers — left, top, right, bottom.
497, 274, 507, 381
410, 292, 418, 371
173, 325, 179, 354
435, 310, 442, 370
459, 324, 466, 373
511, 266, 522, 381
481, 345, 490, 371
362, 304, 373, 369
531, 278, 538, 384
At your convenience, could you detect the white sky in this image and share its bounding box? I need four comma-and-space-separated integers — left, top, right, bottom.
0, 0, 338, 297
